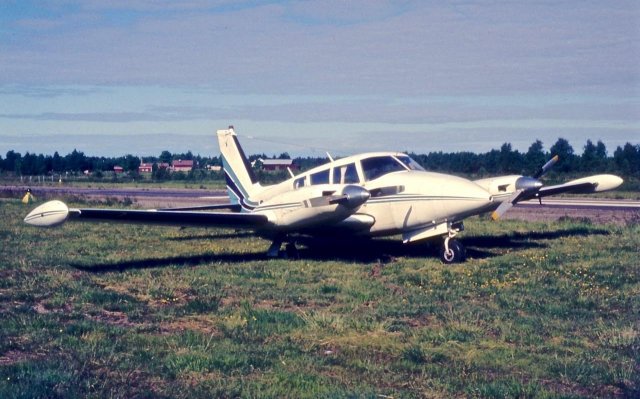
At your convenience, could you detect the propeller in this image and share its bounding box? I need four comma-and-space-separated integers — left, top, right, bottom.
534, 155, 559, 179
491, 155, 558, 220
308, 185, 370, 209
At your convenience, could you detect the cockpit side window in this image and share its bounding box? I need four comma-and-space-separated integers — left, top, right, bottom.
395, 155, 425, 171
344, 163, 359, 183
332, 166, 342, 184
361, 156, 407, 181
332, 163, 359, 184
309, 169, 330, 185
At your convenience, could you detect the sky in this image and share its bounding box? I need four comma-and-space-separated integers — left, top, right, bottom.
0, 0, 638, 158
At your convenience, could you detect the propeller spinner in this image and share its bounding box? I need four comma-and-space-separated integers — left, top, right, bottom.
491, 155, 558, 220
308, 185, 370, 209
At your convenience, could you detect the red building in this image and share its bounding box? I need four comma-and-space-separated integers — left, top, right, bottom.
113, 166, 124, 174
172, 159, 195, 172
139, 162, 169, 173
138, 163, 153, 173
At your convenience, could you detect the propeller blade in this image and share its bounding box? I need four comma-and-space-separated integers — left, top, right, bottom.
308, 195, 340, 207
491, 198, 515, 221
491, 188, 529, 220
534, 155, 559, 179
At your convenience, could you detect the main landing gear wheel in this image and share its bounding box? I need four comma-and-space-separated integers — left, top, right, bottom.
285, 242, 299, 259
440, 239, 466, 264
267, 236, 299, 259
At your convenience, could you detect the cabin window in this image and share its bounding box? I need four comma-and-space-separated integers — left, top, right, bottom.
395, 155, 425, 171
332, 163, 359, 184
309, 169, 330, 185
293, 176, 306, 189
361, 156, 406, 181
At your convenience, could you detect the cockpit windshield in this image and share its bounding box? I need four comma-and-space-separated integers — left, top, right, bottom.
361, 156, 408, 181
396, 155, 425, 171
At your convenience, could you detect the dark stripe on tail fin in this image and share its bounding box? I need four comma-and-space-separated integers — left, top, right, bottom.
224, 170, 256, 211
232, 135, 258, 185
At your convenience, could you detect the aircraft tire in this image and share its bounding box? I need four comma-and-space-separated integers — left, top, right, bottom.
441, 240, 465, 264
285, 243, 299, 259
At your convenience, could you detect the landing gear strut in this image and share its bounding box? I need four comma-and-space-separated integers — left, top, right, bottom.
267, 236, 299, 259
440, 223, 466, 264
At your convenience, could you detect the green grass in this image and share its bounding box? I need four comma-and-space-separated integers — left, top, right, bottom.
1, 198, 638, 398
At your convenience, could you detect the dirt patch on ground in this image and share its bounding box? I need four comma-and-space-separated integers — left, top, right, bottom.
160, 315, 222, 335
83, 308, 221, 336
85, 309, 142, 328
0, 350, 44, 366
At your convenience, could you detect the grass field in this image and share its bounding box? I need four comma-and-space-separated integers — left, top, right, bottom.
1, 199, 638, 398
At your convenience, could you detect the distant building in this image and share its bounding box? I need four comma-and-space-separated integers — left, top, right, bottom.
172, 159, 195, 172
207, 165, 222, 172
254, 158, 297, 171
138, 163, 153, 173
113, 166, 124, 174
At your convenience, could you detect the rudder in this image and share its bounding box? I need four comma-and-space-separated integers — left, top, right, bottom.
217, 127, 262, 207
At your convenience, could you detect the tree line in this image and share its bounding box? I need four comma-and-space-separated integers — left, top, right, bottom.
1, 137, 638, 179
410, 138, 639, 178
0, 149, 213, 177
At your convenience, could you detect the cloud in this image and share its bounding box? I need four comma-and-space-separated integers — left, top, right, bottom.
1, 1, 637, 96
0, 85, 104, 98
1, 91, 636, 125
0, 1, 637, 157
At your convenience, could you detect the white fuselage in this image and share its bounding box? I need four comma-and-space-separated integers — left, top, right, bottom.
243, 152, 495, 239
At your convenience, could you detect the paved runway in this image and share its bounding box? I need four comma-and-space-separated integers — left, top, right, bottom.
517, 198, 640, 210
1, 185, 227, 199
510, 198, 639, 224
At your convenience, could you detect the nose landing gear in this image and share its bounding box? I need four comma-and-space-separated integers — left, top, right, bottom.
440, 223, 466, 264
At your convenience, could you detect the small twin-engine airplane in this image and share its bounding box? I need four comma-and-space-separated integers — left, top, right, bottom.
25, 127, 623, 263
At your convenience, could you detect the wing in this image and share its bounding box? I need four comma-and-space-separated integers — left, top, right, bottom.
24, 200, 268, 228
535, 174, 623, 198
488, 174, 623, 220
157, 203, 242, 212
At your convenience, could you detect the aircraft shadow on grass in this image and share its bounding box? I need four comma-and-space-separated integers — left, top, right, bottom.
71, 227, 608, 273
166, 231, 255, 241
461, 227, 609, 259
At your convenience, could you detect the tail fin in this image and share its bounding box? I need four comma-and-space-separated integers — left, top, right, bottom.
217, 127, 263, 207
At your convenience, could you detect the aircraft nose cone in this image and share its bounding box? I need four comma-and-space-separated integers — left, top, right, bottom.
342, 185, 370, 208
